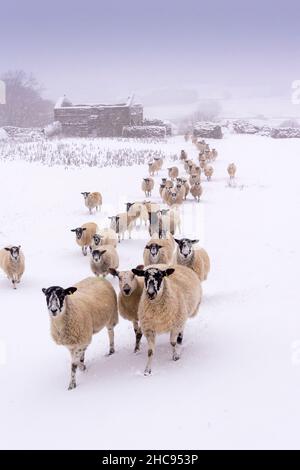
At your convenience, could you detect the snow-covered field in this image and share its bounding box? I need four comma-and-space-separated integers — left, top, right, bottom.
0, 133, 300, 450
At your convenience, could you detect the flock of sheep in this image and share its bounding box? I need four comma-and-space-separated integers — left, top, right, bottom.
0, 135, 237, 390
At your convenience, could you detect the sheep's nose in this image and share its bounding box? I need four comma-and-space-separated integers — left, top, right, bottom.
51, 308, 58, 315
123, 287, 131, 295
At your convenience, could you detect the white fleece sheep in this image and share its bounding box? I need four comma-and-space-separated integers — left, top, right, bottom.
175, 238, 210, 281
90, 245, 119, 277
143, 234, 175, 266
109, 267, 144, 352
132, 264, 202, 375
109, 213, 135, 242
0, 245, 25, 289
142, 178, 154, 197
227, 163, 237, 179
81, 192, 102, 214
42, 277, 118, 390
71, 222, 98, 255
190, 182, 203, 202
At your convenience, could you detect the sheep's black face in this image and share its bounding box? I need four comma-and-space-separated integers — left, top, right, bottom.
132, 267, 175, 300
71, 227, 86, 240
146, 243, 162, 259
93, 234, 101, 246
91, 249, 106, 262
175, 238, 199, 259
125, 202, 134, 212
81, 192, 90, 200
42, 286, 77, 317
5, 246, 21, 261
161, 178, 167, 183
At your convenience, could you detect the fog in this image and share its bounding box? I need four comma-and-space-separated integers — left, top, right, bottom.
1, 0, 300, 118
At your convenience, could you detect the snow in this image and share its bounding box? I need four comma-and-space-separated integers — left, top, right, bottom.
0, 134, 300, 450
0, 128, 8, 141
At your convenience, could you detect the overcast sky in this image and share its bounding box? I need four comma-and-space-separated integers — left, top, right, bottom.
1, 0, 300, 103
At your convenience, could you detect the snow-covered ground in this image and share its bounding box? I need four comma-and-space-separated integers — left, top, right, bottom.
0, 134, 300, 450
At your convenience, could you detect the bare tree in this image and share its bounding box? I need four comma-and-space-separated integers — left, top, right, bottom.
0, 70, 53, 128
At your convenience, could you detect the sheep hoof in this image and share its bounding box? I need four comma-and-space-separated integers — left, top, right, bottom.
68, 382, 76, 390
108, 348, 115, 355
79, 363, 86, 371
173, 353, 180, 361
144, 368, 151, 376
134, 346, 140, 353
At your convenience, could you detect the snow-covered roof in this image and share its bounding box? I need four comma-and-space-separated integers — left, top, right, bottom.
55, 93, 136, 109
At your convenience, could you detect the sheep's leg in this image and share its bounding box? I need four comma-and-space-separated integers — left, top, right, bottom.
107, 327, 115, 355
177, 331, 184, 345
79, 347, 87, 371
144, 329, 155, 375
170, 329, 181, 361
82, 246, 87, 256
12, 279, 17, 289
68, 348, 82, 390
89, 208, 92, 214
133, 321, 142, 353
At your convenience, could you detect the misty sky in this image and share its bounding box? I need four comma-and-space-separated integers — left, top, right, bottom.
1, 0, 300, 103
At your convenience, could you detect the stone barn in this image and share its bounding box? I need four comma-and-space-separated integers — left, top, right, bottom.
54, 94, 143, 137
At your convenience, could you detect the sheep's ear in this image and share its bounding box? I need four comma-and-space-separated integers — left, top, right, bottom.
108, 216, 113, 219
132, 269, 145, 277
174, 239, 181, 245
70, 229, 76, 232
42, 288, 47, 295
191, 239, 199, 244
109, 268, 119, 277
82, 228, 87, 232
99, 250, 106, 256
64, 287, 77, 296
135, 264, 144, 270
164, 268, 175, 277
4, 247, 11, 251
145, 245, 151, 250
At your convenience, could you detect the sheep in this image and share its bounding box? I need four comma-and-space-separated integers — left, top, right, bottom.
90, 245, 119, 277
109, 213, 135, 242
154, 156, 163, 170
42, 277, 118, 390
205, 149, 212, 162
160, 208, 181, 235
204, 165, 214, 181
142, 178, 154, 197
211, 148, 218, 161
148, 211, 163, 238
168, 166, 179, 180
132, 264, 202, 375
161, 187, 172, 205
199, 154, 207, 169
125, 202, 148, 227
190, 181, 203, 202
81, 192, 102, 214
227, 163, 237, 179
175, 238, 210, 281
0, 245, 25, 289
180, 149, 188, 160
143, 234, 175, 266
197, 140, 206, 152
91, 228, 118, 250
148, 161, 159, 177
71, 222, 98, 256
167, 187, 184, 207
175, 182, 186, 201
179, 178, 190, 200
184, 159, 194, 172
189, 173, 201, 186
109, 267, 144, 352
